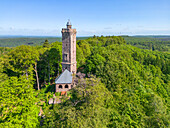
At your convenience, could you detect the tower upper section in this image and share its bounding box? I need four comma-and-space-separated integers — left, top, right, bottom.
61, 20, 77, 74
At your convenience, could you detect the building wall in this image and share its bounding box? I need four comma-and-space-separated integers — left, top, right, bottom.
55, 83, 75, 92
61, 25, 77, 74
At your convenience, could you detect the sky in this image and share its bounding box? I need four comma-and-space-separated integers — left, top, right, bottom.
0, 0, 170, 36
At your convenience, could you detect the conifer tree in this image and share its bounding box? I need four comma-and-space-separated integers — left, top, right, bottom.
43, 39, 49, 48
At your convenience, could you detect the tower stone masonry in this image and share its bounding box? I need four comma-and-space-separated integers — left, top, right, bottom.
61, 20, 77, 74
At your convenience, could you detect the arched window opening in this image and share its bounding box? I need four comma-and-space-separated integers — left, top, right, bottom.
64, 54, 68, 62
65, 85, 68, 88
59, 85, 62, 89
71, 85, 73, 88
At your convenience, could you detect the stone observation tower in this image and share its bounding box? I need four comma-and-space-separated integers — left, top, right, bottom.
55, 20, 77, 92
61, 20, 77, 74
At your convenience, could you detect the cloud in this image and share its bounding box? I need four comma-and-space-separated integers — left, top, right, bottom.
130, 28, 170, 35
137, 25, 144, 28
0, 27, 61, 36
104, 27, 112, 30
123, 26, 130, 31
0, 25, 170, 36
9, 27, 15, 30
116, 24, 122, 26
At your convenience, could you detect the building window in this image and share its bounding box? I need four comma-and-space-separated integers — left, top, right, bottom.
65, 85, 68, 88
71, 85, 73, 88
64, 54, 68, 61
59, 85, 62, 88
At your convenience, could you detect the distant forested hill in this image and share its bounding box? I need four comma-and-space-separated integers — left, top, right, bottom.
0, 36, 90, 47
0, 35, 169, 52
123, 36, 170, 52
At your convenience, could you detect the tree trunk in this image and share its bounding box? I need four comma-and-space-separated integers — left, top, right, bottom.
34, 63, 40, 90
58, 60, 60, 76
25, 67, 28, 79
48, 62, 50, 83
44, 71, 46, 84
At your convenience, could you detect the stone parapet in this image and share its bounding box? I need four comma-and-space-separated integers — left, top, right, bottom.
61, 28, 77, 33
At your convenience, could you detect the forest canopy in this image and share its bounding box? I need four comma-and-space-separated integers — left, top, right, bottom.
0, 36, 169, 127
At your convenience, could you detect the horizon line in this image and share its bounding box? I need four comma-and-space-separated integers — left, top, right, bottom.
0, 34, 170, 37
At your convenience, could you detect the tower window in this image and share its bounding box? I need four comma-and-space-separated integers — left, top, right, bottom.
64, 54, 68, 61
